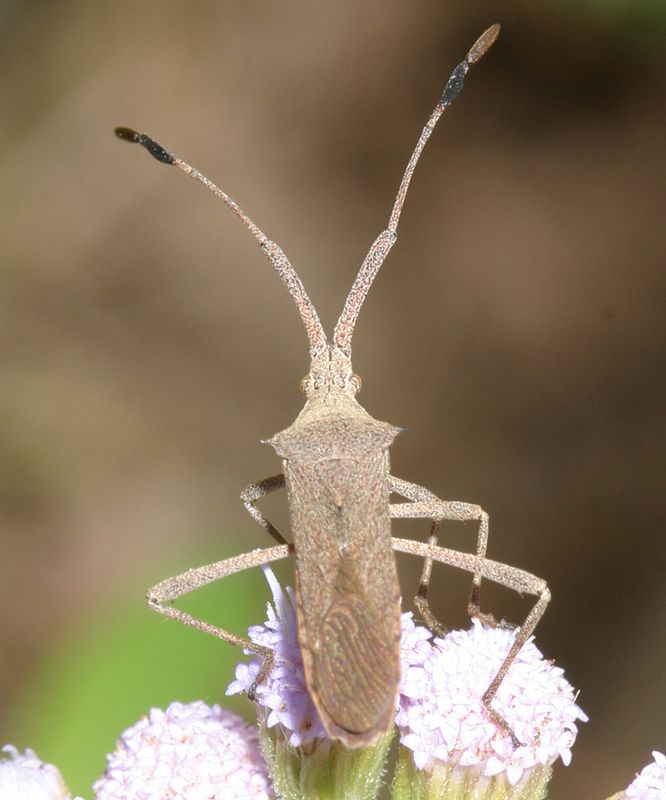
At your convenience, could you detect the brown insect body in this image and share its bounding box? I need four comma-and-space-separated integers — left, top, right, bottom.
270, 347, 402, 744
117, 25, 548, 755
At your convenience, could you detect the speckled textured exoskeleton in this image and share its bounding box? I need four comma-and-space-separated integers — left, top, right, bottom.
116, 24, 550, 749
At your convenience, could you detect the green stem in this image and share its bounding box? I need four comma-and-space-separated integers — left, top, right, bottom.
260, 725, 394, 800
391, 746, 553, 800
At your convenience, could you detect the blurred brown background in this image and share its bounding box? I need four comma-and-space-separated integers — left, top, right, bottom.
0, 1, 664, 797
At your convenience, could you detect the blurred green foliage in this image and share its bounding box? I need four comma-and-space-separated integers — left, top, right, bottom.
6, 551, 271, 799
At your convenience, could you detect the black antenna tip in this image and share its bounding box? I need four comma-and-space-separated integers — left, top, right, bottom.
114, 127, 174, 164
441, 62, 468, 107
440, 23, 501, 108
114, 126, 140, 143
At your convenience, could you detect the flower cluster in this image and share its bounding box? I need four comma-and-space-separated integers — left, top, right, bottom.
226, 567, 329, 746
0, 745, 83, 800
625, 751, 666, 799
4, 570, 596, 800
228, 567, 587, 789
93, 701, 273, 800
397, 616, 588, 786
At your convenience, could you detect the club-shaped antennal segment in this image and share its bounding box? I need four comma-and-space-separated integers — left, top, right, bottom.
114, 127, 328, 357
333, 23, 500, 357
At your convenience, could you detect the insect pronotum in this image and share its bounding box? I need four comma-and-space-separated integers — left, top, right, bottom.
116, 23, 550, 749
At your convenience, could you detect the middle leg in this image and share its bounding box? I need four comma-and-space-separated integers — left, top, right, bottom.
390, 476, 494, 631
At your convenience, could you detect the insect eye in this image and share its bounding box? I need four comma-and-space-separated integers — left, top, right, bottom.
350, 373, 363, 394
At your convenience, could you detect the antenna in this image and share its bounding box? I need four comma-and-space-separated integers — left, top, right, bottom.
114, 127, 328, 356
333, 23, 500, 356
115, 23, 499, 363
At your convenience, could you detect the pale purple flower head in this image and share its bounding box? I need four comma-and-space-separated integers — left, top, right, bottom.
229, 566, 587, 788
625, 751, 666, 800
226, 567, 436, 747
226, 566, 328, 746
0, 745, 82, 800
396, 616, 588, 786
93, 700, 273, 799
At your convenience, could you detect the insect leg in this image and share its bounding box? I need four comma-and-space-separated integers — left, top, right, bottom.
391, 536, 550, 746
389, 476, 492, 630
241, 474, 288, 544
147, 543, 290, 695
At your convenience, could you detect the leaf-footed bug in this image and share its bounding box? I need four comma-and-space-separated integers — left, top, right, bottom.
115, 23, 550, 748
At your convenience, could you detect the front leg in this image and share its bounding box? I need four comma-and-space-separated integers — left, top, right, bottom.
389, 476, 493, 633
241, 474, 288, 545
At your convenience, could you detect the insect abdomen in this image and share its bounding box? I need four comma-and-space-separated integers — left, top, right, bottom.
313, 554, 399, 740
285, 448, 401, 746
